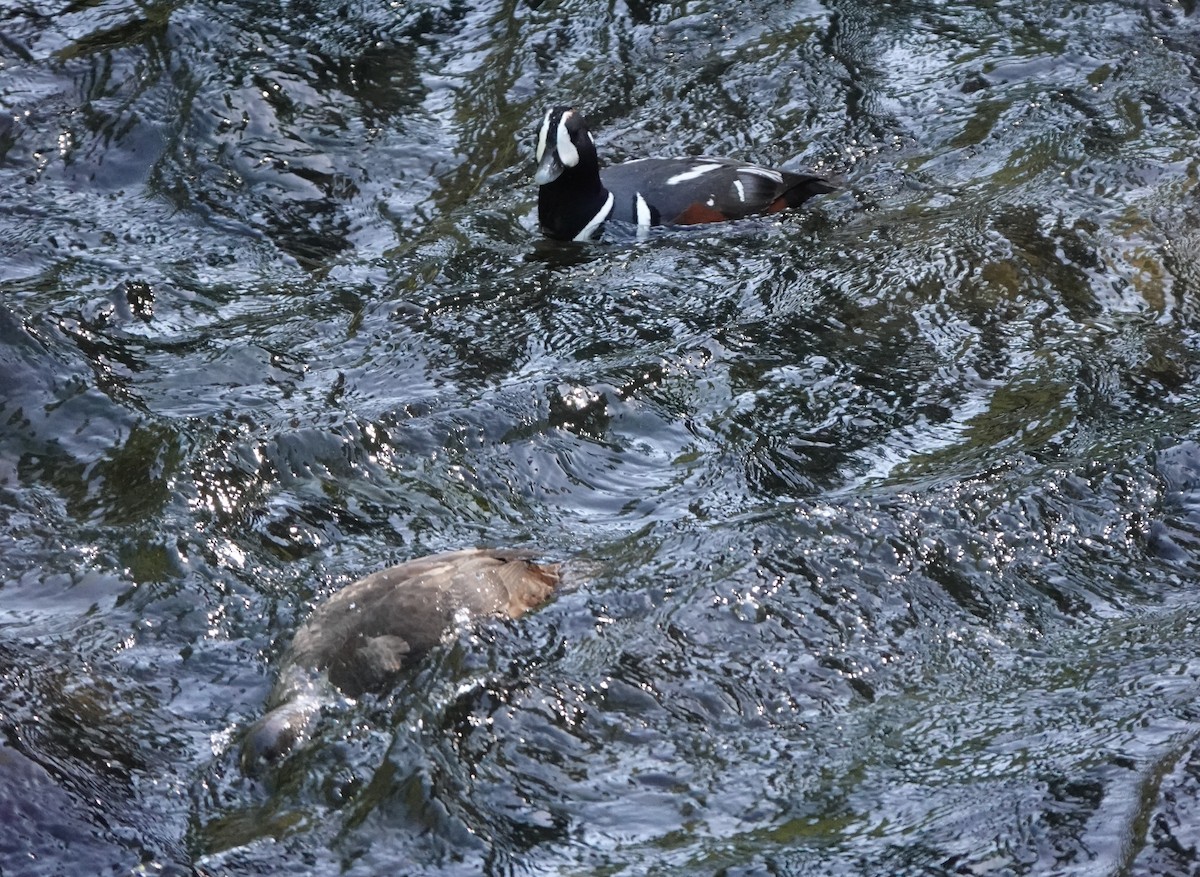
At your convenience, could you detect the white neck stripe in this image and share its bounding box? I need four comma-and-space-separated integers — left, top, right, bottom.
574, 191, 615, 241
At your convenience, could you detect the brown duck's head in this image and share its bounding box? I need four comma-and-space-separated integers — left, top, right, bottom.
243, 548, 568, 771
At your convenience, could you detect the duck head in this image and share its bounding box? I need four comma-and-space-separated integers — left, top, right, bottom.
534, 107, 613, 241
534, 106, 599, 185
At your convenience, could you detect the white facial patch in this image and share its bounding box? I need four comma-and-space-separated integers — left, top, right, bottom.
557, 111, 579, 168
536, 110, 552, 162
738, 166, 784, 185
666, 163, 722, 185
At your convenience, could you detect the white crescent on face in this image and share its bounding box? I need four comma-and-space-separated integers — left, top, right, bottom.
556, 110, 579, 168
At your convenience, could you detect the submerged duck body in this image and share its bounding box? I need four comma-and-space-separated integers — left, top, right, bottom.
534, 106, 834, 242
243, 548, 561, 766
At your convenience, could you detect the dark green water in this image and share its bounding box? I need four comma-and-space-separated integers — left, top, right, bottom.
2, 0, 1200, 874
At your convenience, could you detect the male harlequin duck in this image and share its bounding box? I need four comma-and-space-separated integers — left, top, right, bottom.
242, 548, 561, 768
534, 106, 834, 241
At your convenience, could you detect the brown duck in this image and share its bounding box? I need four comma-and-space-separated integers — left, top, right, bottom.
243, 548, 561, 767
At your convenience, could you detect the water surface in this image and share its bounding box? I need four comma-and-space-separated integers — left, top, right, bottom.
2, 0, 1200, 874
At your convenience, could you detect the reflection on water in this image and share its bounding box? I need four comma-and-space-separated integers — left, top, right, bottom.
2, 0, 1200, 874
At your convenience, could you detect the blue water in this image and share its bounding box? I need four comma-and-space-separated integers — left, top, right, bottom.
2, 0, 1200, 874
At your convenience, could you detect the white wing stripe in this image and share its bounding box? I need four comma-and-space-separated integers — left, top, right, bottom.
666, 163, 723, 185
635, 193, 652, 229
738, 166, 784, 185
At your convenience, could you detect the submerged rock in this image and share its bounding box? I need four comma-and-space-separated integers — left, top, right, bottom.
243, 548, 561, 769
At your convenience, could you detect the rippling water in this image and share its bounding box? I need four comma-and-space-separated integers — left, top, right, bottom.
3, 0, 1200, 874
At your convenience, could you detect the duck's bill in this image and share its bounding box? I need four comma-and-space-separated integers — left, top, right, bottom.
534, 151, 564, 185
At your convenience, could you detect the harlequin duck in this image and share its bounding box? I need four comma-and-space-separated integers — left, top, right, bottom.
242, 548, 561, 768
534, 106, 834, 242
